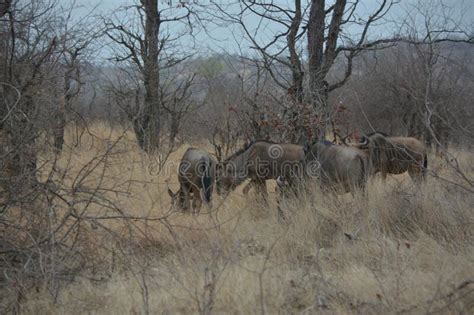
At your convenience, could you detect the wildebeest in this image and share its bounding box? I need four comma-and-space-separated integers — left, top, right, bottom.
215, 140, 305, 198
350, 132, 427, 182
167, 148, 216, 213
304, 141, 368, 194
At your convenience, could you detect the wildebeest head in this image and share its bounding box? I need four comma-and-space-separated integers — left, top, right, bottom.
167, 188, 187, 211
359, 132, 393, 170
215, 161, 238, 195
275, 175, 290, 193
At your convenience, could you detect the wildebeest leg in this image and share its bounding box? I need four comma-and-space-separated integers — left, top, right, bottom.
276, 195, 287, 222
408, 164, 423, 184
256, 179, 268, 203
190, 187, 202, 214
361, 179, 368, 197
242, 180, 254, 195
180, 183, 191, 212
194, 196, 203, 214
352, 173, 367, 198
276, 179, 290, 221
421, 155, 428, 180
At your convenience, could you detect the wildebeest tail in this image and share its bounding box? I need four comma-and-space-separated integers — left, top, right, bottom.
422, 154, 428, 179
201, 158, 212, 203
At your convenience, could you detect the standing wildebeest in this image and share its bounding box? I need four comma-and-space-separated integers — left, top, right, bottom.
304, 141, 368, 194
352, 132, 428, 182
215, 140, 305, 199
167, 148, 216, 213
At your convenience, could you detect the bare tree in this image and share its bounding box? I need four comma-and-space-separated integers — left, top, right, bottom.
209, 0, 473, 141
104, 0, 196, 153
303, 0, 401, 138
209, 1, 398, 140
208, 1, 310, 143
52, 5, 100, 152
0, 0, 59, 186
0, 1, 139, 311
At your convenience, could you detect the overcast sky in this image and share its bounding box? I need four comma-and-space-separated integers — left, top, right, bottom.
70, 0, 473, 58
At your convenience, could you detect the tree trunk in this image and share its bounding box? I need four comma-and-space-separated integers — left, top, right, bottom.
8, 95, 38, 189
53, 109, 66, 152
307, 0, 346, 139
168, 111, 180, 152
140, 72, 161, 152
138, 0, 161, 153
307, 0, 330, 139
54, 84, 69, 153
287, 0, 303, 103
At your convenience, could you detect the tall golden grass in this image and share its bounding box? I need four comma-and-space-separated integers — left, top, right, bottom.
23, 122, 474, 314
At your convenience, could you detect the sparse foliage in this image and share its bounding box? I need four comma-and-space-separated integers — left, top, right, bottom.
0, 0, 473, 313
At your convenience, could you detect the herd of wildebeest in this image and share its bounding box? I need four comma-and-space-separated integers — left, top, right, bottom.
167, 131, 428, 216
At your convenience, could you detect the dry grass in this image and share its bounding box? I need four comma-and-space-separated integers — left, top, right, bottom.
21, 123, 474, 314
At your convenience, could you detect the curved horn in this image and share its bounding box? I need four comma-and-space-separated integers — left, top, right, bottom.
359, 135, 369, 146
165, 182, 176, 197
341, 134, 350, 145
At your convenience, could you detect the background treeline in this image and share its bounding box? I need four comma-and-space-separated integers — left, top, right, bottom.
74, 41, 474, 150
1, 0, 473, 313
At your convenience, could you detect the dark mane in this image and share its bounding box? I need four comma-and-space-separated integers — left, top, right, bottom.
223, 139, 277, 162
223, 141, 254, 162
253, 139, 281, 146
366, 131, 389, 137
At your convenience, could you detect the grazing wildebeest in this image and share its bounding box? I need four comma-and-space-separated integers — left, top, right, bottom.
350, 132, 427, 182
215, 140, 305, 199
167, 148, 216, 213
304, 141, 368, 194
